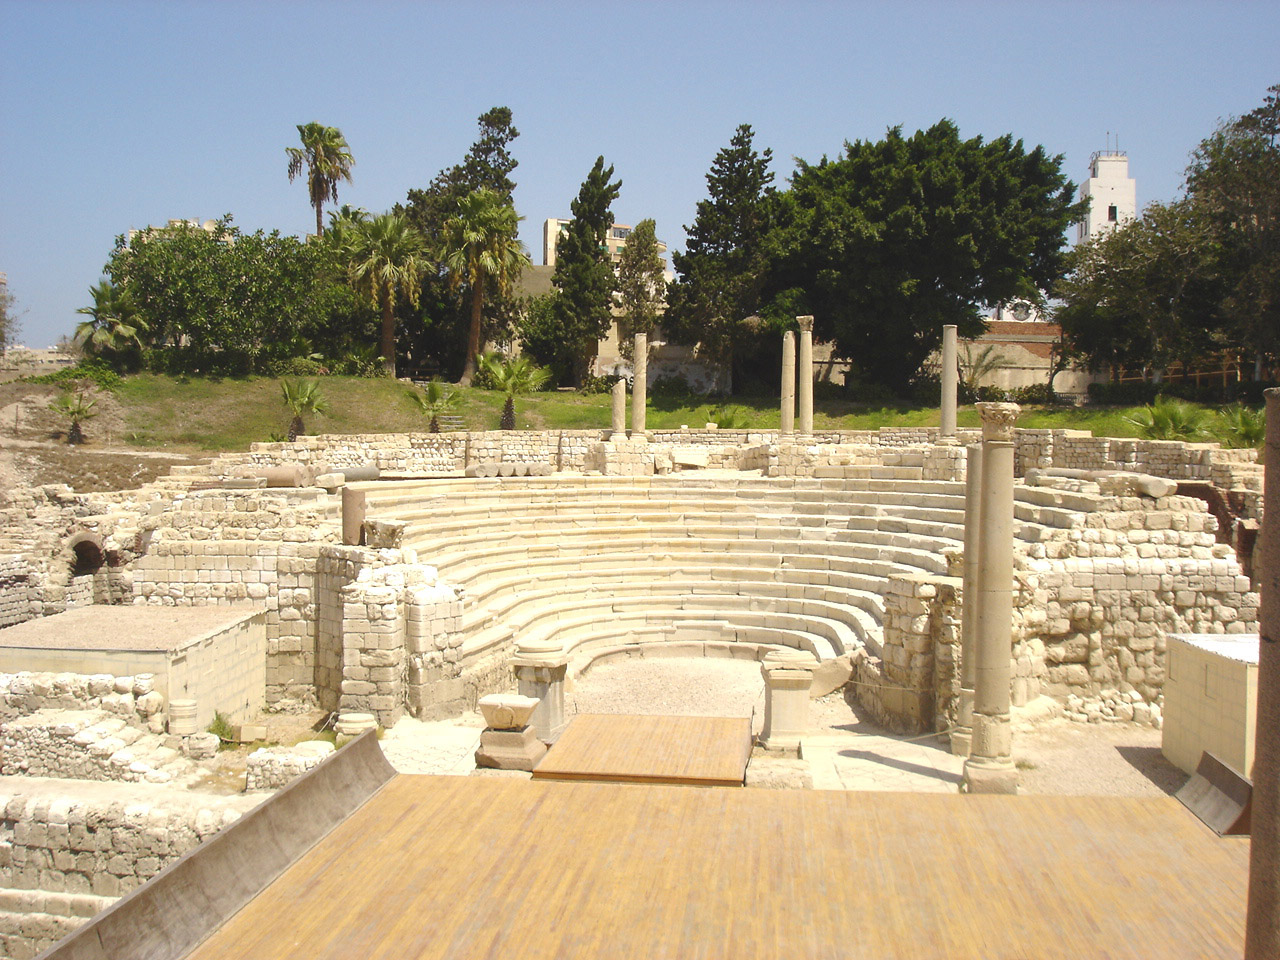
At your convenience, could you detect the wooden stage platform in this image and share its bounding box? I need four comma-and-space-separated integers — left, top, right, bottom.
182, 776, 1249, 960
532, 714, 752, 786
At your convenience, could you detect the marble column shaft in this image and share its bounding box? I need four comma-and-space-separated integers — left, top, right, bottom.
781, 330, 796, 436
951, 441, 983, 757
940, 324, 958, 439
963, 401, 1019, 794
630, 332, 648, 438
610, 378, 627, 439
1245, 387, 1280, 958
797, 316, 814, 435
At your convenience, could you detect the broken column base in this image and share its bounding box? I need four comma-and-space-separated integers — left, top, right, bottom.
961, 758, 1019, 794
475, 725, 547, 771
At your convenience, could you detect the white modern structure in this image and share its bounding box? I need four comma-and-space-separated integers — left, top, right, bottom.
542, 218, 668, 269
1077, 151, 1137, 242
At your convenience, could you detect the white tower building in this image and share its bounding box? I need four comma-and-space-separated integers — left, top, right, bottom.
1077, 151, 1137, 242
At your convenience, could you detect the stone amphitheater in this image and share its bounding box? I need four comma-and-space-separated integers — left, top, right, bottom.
0, 378, 1269, 955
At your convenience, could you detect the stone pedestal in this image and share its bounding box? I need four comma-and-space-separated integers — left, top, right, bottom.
797, 316, 814, 436
781, 330, 796, 436
963, 402, 1020, 795
940, 324, 958, 441
758, 649, 818, 755
511, 640, 569, 743
610, 378, 627, 439
951, 441, 983, 758
475, 694, 547, 770
630, 332, 648, 440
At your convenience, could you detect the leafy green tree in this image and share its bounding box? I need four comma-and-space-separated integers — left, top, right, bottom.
479, 353, 550, 430
0, 281, 17, 354
286, 122, 355, 237
550, 156, 622, 382
105, 216, 360, 374
615, 218, 665, 352
279, 378, 328, 441
74, 280, 147, 369
51, 387, 98, 444
1185, 84, 1280, 378
1056, 199, 1225, 380
665, 124, 776, 386
342, 213, 430, 377
400, 107, 523, 378
439, 189, 531, 385
766, 120, 1084, 392
406, 380, 462, 432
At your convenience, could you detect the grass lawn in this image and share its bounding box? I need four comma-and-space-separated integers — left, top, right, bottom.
110, 373, 1238, 454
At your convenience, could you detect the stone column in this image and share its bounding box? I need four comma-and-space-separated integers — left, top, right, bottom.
780, 330, 796, 436
630, 332, 648, 439
1245, 387, 1280, 958
610, 378, 627, 439
797, 316, 814, 435
510, 638, 569, 743
758, 649, 818, 754
951, 441, 983, 757
962, 401, 1020, 794
940, 324, 958, 441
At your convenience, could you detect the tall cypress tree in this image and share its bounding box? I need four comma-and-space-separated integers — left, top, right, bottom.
550, 156, 622, 381
665, 124, 775, 387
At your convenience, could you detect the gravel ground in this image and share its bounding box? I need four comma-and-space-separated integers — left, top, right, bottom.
566, 658, 1190, 798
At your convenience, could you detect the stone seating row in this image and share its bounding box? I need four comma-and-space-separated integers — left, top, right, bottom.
456, 581, 875, 663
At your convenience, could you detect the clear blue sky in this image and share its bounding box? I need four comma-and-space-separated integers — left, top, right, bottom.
2, 0, 1277, 349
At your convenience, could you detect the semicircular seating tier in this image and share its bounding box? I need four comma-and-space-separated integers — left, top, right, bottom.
359, 475, 975, 680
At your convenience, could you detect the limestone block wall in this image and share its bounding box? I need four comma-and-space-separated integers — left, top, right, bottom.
0, 784, 256, 959
853, 574, 960, 733
404, 584, 466, 720
0, 673, 161, 729
0, 562, 34, 630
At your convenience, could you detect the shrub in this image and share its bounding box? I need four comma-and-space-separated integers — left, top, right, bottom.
1122, 396, 1212, 441
24, 360, 123, 391
1007, 383, 1060, 405
578, 373, 623, 395
1213, 403, 1266, 449
704, 403, 748, 429
650, 373, 697, 399
267, 356, 328, 377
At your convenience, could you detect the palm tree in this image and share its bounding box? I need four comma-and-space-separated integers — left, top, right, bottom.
286, 122, 355, 237
75, 280, 147, 367
343, 213, 428, 377
440, 189, 531, 386
1123, 396, 1212, 441
478, 353, 550, 430
406, 381, 462, 432
51, 387, 98, 444
280, 379, 328, 441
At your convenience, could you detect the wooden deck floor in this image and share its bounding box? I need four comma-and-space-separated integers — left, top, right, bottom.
182, 776, 1249, 960
532, 714, 752, 786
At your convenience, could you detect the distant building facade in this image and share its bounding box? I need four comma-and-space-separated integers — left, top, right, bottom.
127, 219, 227, 246
1076, 151, 1137, 242
541, 218, 668, 269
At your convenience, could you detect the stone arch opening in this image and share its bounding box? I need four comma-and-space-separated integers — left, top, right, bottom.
66, 533, 105, 577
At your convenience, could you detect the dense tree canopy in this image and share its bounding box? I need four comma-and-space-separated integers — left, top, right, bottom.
104, 217, 366, 374
401, 107, 523, 378
664, 124, 776, 386
764, 120, 1083, 391
615, 218, 665, 351
286, 123, 355, 238
1185, 84, 1280, 376
1055, 199, 1225, 379
543, 156, 622, 382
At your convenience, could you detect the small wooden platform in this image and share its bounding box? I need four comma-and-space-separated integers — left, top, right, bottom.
181, 777, 1249, 960
532, 713, 752, 786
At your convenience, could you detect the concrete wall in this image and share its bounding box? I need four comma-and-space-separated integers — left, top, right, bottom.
1162, 634, 1259, 777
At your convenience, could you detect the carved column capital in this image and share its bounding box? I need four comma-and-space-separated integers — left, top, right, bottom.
976, 402, 1020, 443
795, 315, 814, 333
